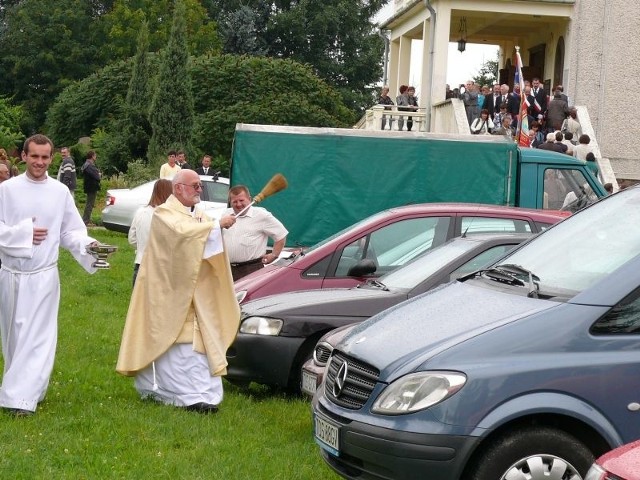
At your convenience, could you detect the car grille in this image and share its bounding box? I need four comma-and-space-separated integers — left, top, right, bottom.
313, 342, 333, 366
325, 351, 379, 409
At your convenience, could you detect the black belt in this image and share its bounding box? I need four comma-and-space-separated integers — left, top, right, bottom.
230, 257, 263, 268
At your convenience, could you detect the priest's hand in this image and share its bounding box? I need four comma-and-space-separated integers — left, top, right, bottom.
219, 215, 236, 229
33, 226, 48, 245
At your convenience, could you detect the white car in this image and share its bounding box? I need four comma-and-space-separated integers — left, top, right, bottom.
101, 174, 230, 233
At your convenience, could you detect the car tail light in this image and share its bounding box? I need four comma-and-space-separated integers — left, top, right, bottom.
105, 194, 115, 206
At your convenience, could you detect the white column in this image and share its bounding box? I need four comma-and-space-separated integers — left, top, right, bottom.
394, 35, 412, 96
428, 3, 451, 130
389, 39, 400, 98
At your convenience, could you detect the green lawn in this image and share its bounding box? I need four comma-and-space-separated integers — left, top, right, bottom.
0, 229, 340, 480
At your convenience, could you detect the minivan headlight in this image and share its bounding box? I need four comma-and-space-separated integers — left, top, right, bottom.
239, 316, 283, 335
236, 290, 247, 303
372, 371, 466, 415
584, 464, 607, 480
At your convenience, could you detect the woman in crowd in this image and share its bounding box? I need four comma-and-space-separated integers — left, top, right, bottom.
470, 109, 494, 135
377, 86, 395, 130
128, 179, 173, 286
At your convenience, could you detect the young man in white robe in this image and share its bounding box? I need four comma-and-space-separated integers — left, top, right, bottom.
0, 134, 99, 416
117, 169, 240, 413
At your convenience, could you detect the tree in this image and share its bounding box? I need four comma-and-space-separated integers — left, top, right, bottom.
147, 0, 195, 168
0, 96, 24, 152
473, 54, 499, 88
123, 21, 153, 159
98, 0, 222, 61
218, 5, 268, 56
45, 60, 136, 145
190, 55, 355, 158
46, 54, 354, 174
209, 0, 386, 115
0, 0, 104, 131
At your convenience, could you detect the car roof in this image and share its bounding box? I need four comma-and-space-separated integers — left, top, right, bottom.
380, 203, 567, 220
113, 175, 230, 194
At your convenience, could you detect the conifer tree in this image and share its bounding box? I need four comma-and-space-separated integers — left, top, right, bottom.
123, 21, 152, 161
147, 0, 195, 168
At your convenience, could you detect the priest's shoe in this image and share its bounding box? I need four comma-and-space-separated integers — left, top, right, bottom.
183, 402, 219, 414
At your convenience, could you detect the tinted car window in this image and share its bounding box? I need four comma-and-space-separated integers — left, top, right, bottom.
535, 221, 554, 231
544, 168, 598, 212
449, 244, 517, 280
381, 237, 479, 289
303, 255, 332, 278
202, 181, 229, 203
334, 217, 451, 277
495, 187, 640, 297
591, 288, 640, 335
461, 217, 532, 234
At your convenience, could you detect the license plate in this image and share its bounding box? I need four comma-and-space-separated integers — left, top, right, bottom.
301, 370, 317, 396
314, 414, 339, 456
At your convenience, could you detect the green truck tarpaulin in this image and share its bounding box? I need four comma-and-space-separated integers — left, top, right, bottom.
230, 124, 518, 247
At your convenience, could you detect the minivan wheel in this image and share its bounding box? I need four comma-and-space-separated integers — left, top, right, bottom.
469, 427, 593, 480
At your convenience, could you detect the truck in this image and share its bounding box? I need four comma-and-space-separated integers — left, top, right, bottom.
230, 124, 606, 246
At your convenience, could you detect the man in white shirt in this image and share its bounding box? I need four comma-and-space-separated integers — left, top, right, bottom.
0, 134, 98, 416
223, 185, 288, 281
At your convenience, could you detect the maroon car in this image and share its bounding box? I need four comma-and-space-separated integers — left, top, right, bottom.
585, 440, 640, 480
234, 203, 569, 304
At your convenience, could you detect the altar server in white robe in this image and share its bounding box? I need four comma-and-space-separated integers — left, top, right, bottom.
0, 134, 98, 416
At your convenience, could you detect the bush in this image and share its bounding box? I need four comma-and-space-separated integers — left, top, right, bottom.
46, 54, 354, 175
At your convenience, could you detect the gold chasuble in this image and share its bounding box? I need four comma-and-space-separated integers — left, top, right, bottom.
116, 195, 240, 377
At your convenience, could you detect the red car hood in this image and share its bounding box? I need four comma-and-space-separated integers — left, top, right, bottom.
598, 440, 640, 480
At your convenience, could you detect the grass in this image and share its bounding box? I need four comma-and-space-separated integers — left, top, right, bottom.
0, 229, 339, 480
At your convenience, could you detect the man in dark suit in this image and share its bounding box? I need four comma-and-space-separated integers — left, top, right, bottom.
507, 84, 521, 115
531, 77, 547, 115
195, 154, 216, 176
482, 84, 501, 117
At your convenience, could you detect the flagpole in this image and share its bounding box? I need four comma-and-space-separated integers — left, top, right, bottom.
514, 46, 531, 147
514, 46, 523, 143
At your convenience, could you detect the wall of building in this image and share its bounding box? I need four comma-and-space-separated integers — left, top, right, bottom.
567, 0, 640, 179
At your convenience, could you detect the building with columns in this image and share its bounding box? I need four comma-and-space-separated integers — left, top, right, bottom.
378, 0, 639, 182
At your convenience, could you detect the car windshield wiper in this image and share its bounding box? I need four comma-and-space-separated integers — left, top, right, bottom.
478, 267, 526, 287
363, 279, 389, 291
498, 264, 540, 298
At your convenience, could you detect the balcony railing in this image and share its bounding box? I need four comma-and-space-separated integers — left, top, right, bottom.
360, 105, 428, 132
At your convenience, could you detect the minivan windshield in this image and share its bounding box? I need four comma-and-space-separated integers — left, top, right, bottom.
492, 187, 640, 297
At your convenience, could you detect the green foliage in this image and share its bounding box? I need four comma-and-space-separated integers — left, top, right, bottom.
473, 53, 499, 88
147, 0, 195, 169
45, 60, 137, 146
190, 55, 354, 157
0, 0, 105, 131
210, 154, 231, 177
101, 21, 154, 174
0, 96, 24, 152
99, 0, 222, 61
70, 143, 91, 169
47, 54, 354, 174
124, 159, 156, 186
218, 4, 270, 55
89, 126, 131, 176
214, 0, 386, 115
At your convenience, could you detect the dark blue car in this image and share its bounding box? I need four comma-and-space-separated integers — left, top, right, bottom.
312, 186, 640, 480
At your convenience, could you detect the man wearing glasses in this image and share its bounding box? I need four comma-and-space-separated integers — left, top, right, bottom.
117, 169, 239, 414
